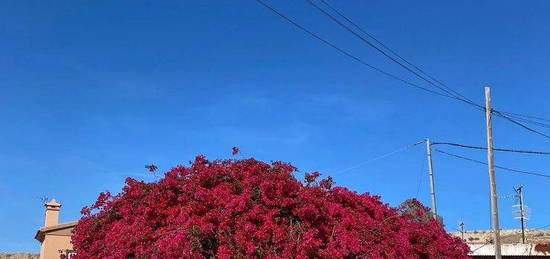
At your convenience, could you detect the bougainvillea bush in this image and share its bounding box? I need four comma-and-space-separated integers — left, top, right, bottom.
71, 156, 469, 258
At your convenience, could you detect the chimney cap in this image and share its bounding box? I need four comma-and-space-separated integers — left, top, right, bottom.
45, 199, 61, 208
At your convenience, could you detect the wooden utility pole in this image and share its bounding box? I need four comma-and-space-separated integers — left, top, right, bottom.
459, 221, 465, 241
425, 138, 438, 219
485, 87, 502, 259
515, 185, 526, 244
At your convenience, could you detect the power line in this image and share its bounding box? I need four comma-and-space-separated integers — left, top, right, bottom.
497, 112, 550, 130
530, 224, 550, 230
255, 0, 550, 141
430, 142, 550, 155
493, 111, 550, 140
499, 111, 550, 123
333, 140, 424, 175
307, 0, 550, 141
310, 0, 481, 108
499, 113, 550, 129
433, 149, 550, 179
253, 0, 476, 103
471, 243, 491, 253
318, 1, 550, 125
313, 0, 550, 129
415, 148, 425, 199
317, 0, 432, 85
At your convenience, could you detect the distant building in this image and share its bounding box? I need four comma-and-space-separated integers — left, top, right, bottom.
34, 199, 76, 259
451, 229, 550, 258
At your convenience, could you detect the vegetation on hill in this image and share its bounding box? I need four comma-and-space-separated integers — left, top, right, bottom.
0, 253, 39, 259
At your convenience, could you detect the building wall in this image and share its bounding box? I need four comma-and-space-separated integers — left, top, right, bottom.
36, 200, 75, 259
39, 234, 73, 259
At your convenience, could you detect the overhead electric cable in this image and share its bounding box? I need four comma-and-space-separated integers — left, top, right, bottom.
530, 224, 550, 230
305, 0, 479, 107
333, 140, 424, 175
499, 111, 550, 123
502, 115, 550, 129
496, 112, 550, 129
253, 0, 478, 103
255, 0, 550, 140
430, 142, 550, 155
314, 0, 479, 107
493, 111, 550, 140
433, 149, 550, 179
307, 0, 550, 139
318, 0, 428, 77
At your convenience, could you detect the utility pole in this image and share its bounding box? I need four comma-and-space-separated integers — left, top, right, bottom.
425, 138, 438, 219
459, 221, 465, 241
485, 86, 502, 259
514, 185, 526, 244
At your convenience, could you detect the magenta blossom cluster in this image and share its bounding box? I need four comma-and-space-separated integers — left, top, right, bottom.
71, 156, 468, 258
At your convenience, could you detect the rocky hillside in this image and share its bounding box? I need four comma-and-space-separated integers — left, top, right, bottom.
0, 254, 39, 259
451, 229, 550, 244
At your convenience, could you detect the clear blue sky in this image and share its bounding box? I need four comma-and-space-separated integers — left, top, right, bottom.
2, 0, 550, 253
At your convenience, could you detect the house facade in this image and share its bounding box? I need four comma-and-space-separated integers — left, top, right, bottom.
34, 199, 76, 259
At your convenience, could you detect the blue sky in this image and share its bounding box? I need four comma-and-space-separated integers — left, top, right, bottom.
2, 0, 550, 252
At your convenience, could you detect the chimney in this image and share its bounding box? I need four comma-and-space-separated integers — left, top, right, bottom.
44, 199, 61, 227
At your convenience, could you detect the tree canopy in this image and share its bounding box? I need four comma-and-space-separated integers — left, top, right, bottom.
71, 156, 468, 258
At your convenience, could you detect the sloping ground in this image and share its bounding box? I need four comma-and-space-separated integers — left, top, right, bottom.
451, 229, 550, 244
0, 254, 39, 259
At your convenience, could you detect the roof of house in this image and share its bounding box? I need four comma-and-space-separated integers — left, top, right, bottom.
34, 221, 78, 242
45, 199, 61, 207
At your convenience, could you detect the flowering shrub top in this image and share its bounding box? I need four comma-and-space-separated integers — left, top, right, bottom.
144, 164, 158, 172
72, 156, 468, 258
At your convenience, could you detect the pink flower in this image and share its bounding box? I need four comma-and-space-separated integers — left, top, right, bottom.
70, 156, 469, 259
304, 171, 320, 184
